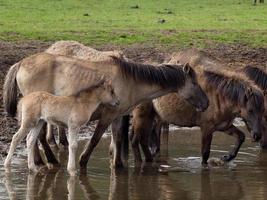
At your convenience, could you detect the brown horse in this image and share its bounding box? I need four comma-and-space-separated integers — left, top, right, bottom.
242, 65, 267, 147
131, 66, 264, 165
3, 52, 209, 169
169, 49, 267, 148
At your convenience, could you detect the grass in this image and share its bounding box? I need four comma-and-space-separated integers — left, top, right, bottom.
0, 0, 267, 48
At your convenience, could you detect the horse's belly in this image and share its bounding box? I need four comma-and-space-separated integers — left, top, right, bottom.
153, 94, 197, 127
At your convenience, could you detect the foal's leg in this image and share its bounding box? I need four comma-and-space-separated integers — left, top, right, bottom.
27, 121, 45, 172
4, 125, 31, 168
67, 126, 79, 176
79, 118, 112, 169
221, 125, 245, 162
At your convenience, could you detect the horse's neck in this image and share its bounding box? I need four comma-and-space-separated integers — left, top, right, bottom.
115, 77, 176, 112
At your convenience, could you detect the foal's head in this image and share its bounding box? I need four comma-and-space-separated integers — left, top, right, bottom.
96, 80, 120, 107
178, 63, 209, 112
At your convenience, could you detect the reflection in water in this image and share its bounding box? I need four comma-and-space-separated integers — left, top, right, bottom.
2, 130, 267, 199
200, 171, 244, 200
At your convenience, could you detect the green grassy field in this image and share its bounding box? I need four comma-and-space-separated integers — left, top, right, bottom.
0, 0, 267, 48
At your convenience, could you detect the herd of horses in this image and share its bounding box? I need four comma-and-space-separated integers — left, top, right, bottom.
3, 41, 267, 176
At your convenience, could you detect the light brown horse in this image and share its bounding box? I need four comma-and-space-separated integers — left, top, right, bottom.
3, 52, 209, 169
131, 66, 264, 165
45, 41, 126, 147
4, 79, 119, 176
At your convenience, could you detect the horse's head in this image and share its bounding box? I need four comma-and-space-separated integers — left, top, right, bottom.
178, 63, 209, 112
98, 80, 120, 107
240, 87, 264, 142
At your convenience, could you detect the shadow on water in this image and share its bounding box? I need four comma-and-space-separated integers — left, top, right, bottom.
1, 129, 267, 199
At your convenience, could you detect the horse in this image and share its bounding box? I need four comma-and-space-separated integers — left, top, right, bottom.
4, 78, 120, 176
3, 52, 209, 170
242, 65, 267, 147
169, 48, 267, 148
44, 41, 126, 147
131, 66, 264, 165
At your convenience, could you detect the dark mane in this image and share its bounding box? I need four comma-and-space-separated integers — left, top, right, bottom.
111, 56, 186, 88
244, 65, 267, 91
204, 70, 263, 109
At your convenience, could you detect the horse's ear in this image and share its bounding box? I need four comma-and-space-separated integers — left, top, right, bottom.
183, 63, 192, 74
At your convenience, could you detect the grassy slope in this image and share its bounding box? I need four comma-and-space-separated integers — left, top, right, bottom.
0, 0, 267, 48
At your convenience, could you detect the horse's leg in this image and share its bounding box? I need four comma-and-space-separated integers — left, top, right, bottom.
111, 115, 131, 167
27, 121, 45, 172
46, 123, 57, 146
139, 121, 154, 163
130, 125, 142, 164
160, 123, 169, 160
38, 123, 59, 167
79, 118, 112, 169
4, 126, 31, 168
201, 127, 214, 165
33, 123, 48, 166
58, 126, 68, 148
33, 142, 45, 166
67, 126, 79, 176
120, 115, 130, 164
221, 125, 245, 162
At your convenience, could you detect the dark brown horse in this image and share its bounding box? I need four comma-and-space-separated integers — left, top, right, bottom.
169, 49, 267, 148
242, 65, 267, 147
131, 67, 264, 165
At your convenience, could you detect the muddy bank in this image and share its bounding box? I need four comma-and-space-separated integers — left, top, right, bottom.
0, 40, 266, 155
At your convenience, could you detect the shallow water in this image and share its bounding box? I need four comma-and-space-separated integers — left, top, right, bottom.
1, 128, 267, 200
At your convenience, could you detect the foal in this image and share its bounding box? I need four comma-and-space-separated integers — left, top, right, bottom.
4, 80, 120, 176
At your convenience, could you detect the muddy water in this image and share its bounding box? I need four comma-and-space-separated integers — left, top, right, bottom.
1, 128, 267, 200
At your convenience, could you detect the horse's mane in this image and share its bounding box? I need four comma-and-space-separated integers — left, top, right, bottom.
111, 56, 186, 89
244, 65, 267, 91
204, 70, 263, 109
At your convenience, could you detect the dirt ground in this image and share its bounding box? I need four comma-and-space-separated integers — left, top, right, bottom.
0, 40, 266, 156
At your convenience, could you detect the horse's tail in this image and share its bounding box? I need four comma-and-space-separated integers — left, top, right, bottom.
3, 62, 21, 117
121, 115, 131, 162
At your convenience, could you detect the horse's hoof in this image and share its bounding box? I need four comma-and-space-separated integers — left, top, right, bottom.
29, 166, 39, 174
47, 162, 60, 170
201, 161, 209, 169
4, 166, 11, 173
221, 155, 234, 162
